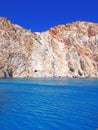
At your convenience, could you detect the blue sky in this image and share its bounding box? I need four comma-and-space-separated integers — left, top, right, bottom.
0, 0, 98, 32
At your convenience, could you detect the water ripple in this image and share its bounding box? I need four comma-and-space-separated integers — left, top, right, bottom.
0, 78, 98, 130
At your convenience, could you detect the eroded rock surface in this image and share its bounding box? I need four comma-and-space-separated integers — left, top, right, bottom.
0, 17, 98, 78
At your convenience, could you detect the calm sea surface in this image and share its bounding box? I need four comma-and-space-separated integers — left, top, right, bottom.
0, 78, 98, 130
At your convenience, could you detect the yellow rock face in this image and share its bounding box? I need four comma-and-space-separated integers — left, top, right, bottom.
0, 17, 98, 78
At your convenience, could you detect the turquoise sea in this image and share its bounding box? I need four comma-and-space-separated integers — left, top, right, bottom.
0, 78, 98, 130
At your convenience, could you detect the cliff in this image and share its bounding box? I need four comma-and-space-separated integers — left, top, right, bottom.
0, 17, 98, 78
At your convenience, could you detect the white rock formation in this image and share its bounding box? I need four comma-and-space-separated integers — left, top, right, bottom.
0, 17, 98, 78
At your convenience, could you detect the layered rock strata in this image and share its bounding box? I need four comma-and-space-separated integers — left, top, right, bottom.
0, 17, 98, 78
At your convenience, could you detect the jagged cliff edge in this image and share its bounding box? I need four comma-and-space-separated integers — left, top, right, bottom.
0, 17, 98, 78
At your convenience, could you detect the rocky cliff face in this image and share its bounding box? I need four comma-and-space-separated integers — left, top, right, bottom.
0, 17, 98, 78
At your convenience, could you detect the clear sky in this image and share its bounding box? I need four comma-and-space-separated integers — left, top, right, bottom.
0, 0, 98, 32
